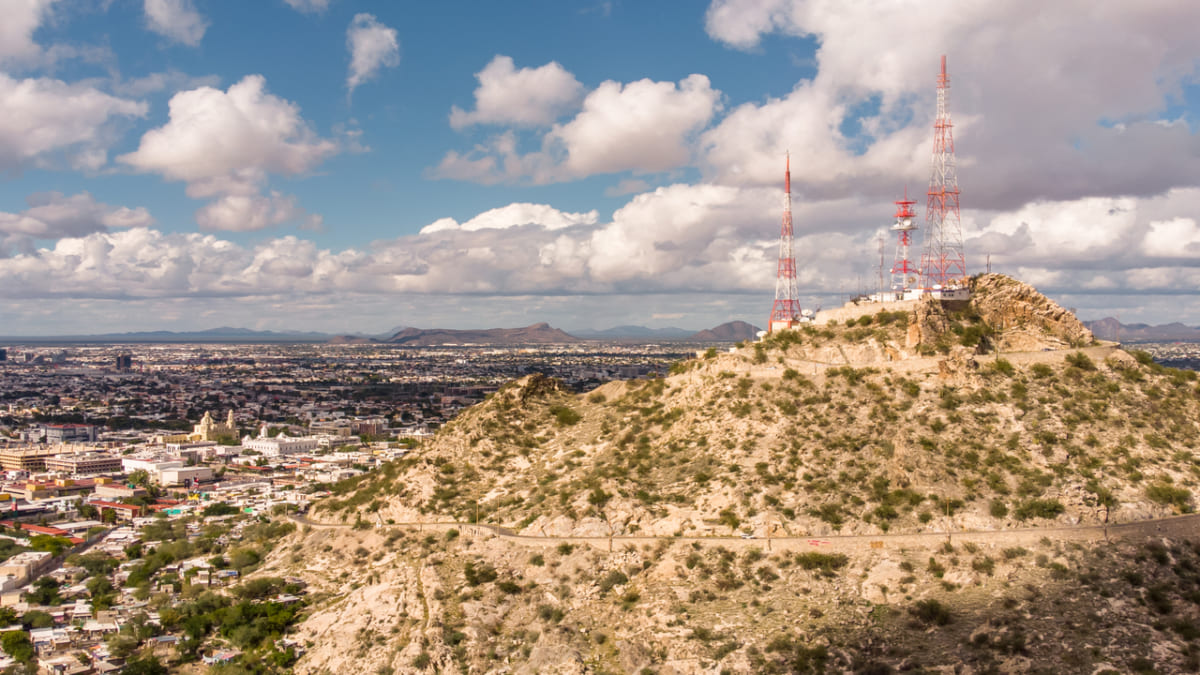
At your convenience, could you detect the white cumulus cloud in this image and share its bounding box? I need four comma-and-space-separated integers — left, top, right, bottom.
143, 0, 209, 47
450, 56, 584, 129
0, 191, 152, 240
698, 0, 1200, 210
421, 203, 598, 234
433, 74, 722, 184
0, 73, 147, 171
283, 0, 333, 13
553, 74, 721, 177
119, 75, 337, 231
346, 13, 399, 94
0, 0, 59, 65
195, 192, 321, 233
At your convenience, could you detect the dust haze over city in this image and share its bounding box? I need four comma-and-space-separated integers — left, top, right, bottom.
3, 1, 1200, 674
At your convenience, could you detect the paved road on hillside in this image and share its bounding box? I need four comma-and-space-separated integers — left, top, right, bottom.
290, 511, 1200, 553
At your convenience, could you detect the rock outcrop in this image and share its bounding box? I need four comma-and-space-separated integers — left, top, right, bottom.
970, 273, 1094, 350
909, 295, 954, 348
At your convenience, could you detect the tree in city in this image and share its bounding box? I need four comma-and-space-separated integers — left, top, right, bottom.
0, 630, 34, 664
25, 577, 62, 606
29, 535, 72, 557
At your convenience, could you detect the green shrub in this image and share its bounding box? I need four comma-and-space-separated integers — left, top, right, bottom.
908, 599, 952, 626
598, 570, 628, 593
1146, 483, 1192, 511
926, 557, 946, 578
464, 561, 498, 586
971, 556, 996, 575
1001, 547, 1028, 560
1065, 352, 1096, 370
808, 503, 844, 528
989, 500, 1009, 518
551, 406, 582, 426
1013, 499, 1065, 521
202, 502, 241, 517
793, 552, 848, 576
1131, 350, 1155, 366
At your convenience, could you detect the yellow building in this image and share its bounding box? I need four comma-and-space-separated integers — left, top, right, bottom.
161, 410, 238, 444
191, 410, 238, 442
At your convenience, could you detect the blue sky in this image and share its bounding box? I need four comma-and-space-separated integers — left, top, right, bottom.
2, 0, 1200, 335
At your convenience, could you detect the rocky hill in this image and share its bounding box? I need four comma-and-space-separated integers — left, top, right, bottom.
1086, 316, 1200, 343
262, 274, 1200, 674
386, 322, 578, 346
690, 320, 760, 342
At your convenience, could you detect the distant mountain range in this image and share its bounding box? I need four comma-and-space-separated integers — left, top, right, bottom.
385, 322, 577, 346
0, 326, 333, 344
1085, 317, 1200, 343
1, 321, 763, 345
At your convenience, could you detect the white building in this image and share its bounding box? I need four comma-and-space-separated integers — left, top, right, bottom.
242, 427, 320, 457
159, 466, 214, 487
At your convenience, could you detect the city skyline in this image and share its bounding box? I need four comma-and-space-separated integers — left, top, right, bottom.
2, 1, 1200, 334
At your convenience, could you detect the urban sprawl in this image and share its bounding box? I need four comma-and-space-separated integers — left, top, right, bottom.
0, 341, 693, 672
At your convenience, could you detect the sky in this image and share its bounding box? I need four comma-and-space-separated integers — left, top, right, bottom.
2, 0, 1200, 336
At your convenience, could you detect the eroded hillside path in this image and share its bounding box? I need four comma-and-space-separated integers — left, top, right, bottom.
292, 511, 1199, 553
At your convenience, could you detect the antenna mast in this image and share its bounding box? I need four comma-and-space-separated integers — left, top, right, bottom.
890, 187, 918, 294
769, 153, 802, 332
919, 55, 966, 289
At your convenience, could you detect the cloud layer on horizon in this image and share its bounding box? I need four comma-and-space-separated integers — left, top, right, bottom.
0, 0, 1199, 332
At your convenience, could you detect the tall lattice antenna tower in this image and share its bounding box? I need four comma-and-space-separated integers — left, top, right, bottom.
890, 188, 918, 291
919, 55, 966, 288
769, 153, 801, 332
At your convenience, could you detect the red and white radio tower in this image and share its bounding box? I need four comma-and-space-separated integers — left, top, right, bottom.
919, 55, 966, 289
769, 153, 801, 332
890, 188, 918, 292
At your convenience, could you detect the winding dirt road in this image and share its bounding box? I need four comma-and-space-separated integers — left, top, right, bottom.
291, 511, 1200, 553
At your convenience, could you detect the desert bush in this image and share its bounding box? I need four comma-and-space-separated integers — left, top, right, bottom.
1013, 499, 1065, 521
1065, 352, 1096, 371
988, 358, 1015, 376
792, 552, 848, 576
550, 406, 582, 426
908, 598, 952, 626
1146, 483, 1192, 511
597, 570, 628, 593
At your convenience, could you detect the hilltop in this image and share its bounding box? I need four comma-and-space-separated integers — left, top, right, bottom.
264, 274, 1200, 674
386, 322, 578, 346
690, 320, 760, 342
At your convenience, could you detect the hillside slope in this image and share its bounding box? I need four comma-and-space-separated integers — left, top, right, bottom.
314, 277, 1195, 541
272, 274, 1200, 674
